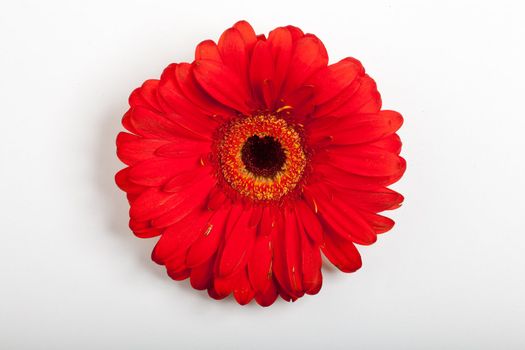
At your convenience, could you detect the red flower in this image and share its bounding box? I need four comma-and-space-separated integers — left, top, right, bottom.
116, 20, 405, 306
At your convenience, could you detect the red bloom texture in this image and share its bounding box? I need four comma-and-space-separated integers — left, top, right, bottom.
115, 21, 406, 306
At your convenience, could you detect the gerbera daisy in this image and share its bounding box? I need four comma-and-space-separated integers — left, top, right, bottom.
115, 20, 405, 306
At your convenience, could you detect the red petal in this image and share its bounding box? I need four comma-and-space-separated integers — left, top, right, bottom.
321, 231, 362, 273
249, 40, 275, 109
277, 209, 304, 297
305, 186, 377, 245
267, 27, 293, 98
165, 252, 190, 277
223, 202, 246, 239
213, 271, 240, 298
313, 78, 361, 118
151, 210, 212, 264
370, 133, 403, 155
158, 65, 218, 138
218, 27, 248, 80
300, 227, 322, 295
129, 219, 162, 238
284, 85, 316, 121
151, 176, 215, 228
116, 133, 169, 166
357, 210, 395, 234
195, 40, 221, 61
190, 257, 215, 290
332, 186, 404, 212
129, 79, 162, 112
285, 25, 304, 41
249, 205, 264, 227
218, 206, 257, 277
282, 34, 328, 97
115, 167, 147, 194
129, 188, 180, 222
254, 281, 278, 307
308, 57, 363, 105
329, 75, 382, 116
206, 186, 228, 211
314, 162, 406, 190
233, 20, 257, 53
127, 157, 200, 187
295, 200, 323, 243
162, 167, 210, 193
129, 106, 198, 140
121, 110, 138, 134
321, 145, 405, 177
174, 63, 234, 118
167, 268, 190, 281
247, 234, 273, 293
154, 139, 210, 158
233, 268, 255, 305
257, 205, 275, 236
308, 110, 403, 146
207, 286, 228, 300
186, 205, 231, 267
270, 212, 293, 297
278, 289, 298, 303
193, 59, 253, 114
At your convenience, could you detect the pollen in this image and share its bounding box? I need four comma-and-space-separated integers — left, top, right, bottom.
217, 115, 306, 201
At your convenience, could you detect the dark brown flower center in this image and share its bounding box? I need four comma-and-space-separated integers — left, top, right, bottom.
217, 114, 306, 201
241, 135, 286, 178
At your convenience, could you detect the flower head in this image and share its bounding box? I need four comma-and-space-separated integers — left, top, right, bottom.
116, 21, 406, 306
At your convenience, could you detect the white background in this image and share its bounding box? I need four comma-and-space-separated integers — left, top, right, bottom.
1, 0, 524, 349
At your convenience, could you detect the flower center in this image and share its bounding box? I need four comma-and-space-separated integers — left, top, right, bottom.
217, 115, 306, 201
241, 135, 286, 178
